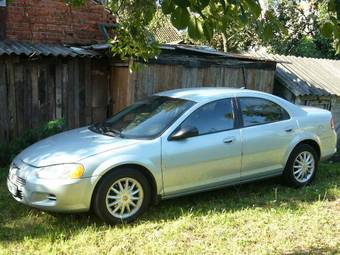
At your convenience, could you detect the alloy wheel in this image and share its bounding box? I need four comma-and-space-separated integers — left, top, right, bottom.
293, 151, 315, 183
105, 177, 144, 219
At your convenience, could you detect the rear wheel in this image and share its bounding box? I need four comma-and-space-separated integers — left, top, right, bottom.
283, 144, 318, 187
93, 168, 151, 224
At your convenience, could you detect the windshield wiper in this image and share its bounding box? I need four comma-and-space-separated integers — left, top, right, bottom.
89, 124, 102, 134
89, 124, 123, 138
102, 126, 125, 138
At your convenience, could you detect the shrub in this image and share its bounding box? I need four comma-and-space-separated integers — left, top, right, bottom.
0, 119, 65, 167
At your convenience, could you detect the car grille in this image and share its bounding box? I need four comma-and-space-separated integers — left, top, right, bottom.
13, 175, 26, 186
9, 163, 26, 192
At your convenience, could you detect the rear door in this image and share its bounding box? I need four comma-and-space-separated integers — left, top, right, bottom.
237, 97, 298, 179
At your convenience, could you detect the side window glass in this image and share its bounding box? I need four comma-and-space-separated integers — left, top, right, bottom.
239, 97, 290, 127
180, 99, 235, 136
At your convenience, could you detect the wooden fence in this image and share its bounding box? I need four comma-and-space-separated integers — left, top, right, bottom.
111, 62, 276, 112
0, 56, 110, 141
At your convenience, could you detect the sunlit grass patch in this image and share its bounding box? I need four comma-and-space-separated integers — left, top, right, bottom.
0, 163, 339, 255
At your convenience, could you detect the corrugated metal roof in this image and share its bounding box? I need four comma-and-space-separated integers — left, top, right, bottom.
0, 41, 101, 58
251, 52, 340, 97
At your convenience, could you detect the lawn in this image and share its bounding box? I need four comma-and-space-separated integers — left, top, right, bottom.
0, 164, 339, 255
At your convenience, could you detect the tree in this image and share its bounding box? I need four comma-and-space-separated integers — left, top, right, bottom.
264, 0, 337, 58
65, 0, 340, 60
183, 14, 260, 53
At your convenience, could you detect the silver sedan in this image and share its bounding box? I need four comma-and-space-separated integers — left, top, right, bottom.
7, 88, 337, 223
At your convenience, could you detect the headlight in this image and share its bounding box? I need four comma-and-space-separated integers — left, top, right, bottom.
35, 164, 85, 180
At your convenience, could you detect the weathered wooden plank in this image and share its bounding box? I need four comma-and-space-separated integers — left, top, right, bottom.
67, 60, 75, 128
215, 67, 224, 87
23, 62, 32, 130
7, 59, 17, 138
14, 64, 24, 135
55, 62, 63, 119
31, 63, 40, 128
47, 63, 56, 121
111, 66, 130, 113
245, 68, 256, 90
78, 59, 86, 126
62, 63, 68, 127
262, 69, 275, 93
38, 64, 49, 123
91, 63, 108, 123
73, 59, 80, 128
84, 59, 92, 124
0, 60, 9, 141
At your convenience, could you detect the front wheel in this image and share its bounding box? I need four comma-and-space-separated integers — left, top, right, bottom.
92, 168, 151, 224
283, 144, 318, 188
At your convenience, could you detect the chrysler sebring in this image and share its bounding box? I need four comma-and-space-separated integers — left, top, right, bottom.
7, 88, 337, 223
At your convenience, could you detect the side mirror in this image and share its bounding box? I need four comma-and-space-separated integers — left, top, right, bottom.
169, 126, 199, 141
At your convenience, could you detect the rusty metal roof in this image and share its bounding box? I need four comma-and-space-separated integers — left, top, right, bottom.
163, 44, 277, 62
251, 52, 340, 97
0, 41, 101, 58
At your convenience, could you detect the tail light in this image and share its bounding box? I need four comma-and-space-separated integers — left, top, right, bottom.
331, 116, 336, 130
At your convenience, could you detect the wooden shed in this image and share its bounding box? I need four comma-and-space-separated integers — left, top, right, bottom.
108, 44, 277, 113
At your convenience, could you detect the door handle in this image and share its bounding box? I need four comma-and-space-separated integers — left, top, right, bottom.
285, 128, 294, 133
223, 137, 234, 144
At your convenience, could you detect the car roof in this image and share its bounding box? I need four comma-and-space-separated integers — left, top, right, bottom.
156, 87, 267, 102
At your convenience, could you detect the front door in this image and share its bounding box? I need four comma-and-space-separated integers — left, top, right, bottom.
162, 98, 242, 196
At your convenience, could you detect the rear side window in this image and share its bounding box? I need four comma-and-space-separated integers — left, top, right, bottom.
180, 98, 235, 136
239, 97, 290, 127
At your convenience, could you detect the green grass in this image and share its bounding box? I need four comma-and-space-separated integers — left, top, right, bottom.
0, 164, 339, 255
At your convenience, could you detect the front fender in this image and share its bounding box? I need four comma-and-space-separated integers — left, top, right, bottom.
88, 153, 162, 195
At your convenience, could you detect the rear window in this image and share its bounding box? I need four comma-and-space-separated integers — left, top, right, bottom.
239, 97, 290, 127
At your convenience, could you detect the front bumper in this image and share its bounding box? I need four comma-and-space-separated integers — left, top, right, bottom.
7, 162, 97, 213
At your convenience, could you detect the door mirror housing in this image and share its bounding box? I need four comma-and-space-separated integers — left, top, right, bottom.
169, 126, 199, 141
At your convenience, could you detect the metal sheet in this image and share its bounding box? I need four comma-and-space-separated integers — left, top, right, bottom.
250, 52, 340, 96
0, 41, 101, 58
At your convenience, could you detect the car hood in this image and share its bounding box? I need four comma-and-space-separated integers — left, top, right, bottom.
17, 127, 139, 167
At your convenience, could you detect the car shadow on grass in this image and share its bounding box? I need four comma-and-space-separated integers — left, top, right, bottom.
0, 163, 339, 243
144, 172, 339, 223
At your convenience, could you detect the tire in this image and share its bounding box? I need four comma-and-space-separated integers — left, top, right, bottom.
283, 144, 319, 188
92, 167, 151, 224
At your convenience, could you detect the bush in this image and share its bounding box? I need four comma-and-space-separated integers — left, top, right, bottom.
0, 119, 65, 167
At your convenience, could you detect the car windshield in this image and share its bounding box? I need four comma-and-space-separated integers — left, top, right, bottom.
90, 96, 195, 139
